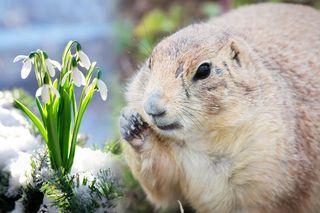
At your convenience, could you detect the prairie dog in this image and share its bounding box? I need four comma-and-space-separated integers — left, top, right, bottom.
120, 3, 320, 213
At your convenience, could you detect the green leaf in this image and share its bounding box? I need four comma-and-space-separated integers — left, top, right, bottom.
70, 85, 77, 118
36, 97, 46, 128
15, 99, 48, 143
58, 89, 72, 168
53, 79, 58, 89
46, 103, 62, 170
52, 95, 60, 117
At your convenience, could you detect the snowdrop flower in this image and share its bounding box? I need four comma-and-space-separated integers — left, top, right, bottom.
61, 67, 86, 87
95, 78, 108, 101
13, 55, 34, 79
36, 84, 60, 104
86, 72, 108, 101
45, 58, 61, 77
76, 44, 91, 70
43, 52, 61, 77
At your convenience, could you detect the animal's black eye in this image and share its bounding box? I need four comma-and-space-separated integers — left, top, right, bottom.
193, 62, 211, 81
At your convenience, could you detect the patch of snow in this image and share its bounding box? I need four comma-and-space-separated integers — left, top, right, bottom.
38, 166, 53, 182
10, 200, 24, 213
0, 95, 41, 196
0, 106, 27, 126
5, 152, 33, 196
0, 91, 14, 108
74, 184, 92, 205
71, 146, 120, 176
0, 102, 41, 170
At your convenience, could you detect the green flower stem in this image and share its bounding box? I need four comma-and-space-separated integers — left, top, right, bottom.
66, 84, 95, 172
61, 54, 72, 85
79, 62, 96, 104
71, 86, 77, 119
62, 41, 77, 67
33, 53, 43, 87
61, 40, 79, 78
40, 51, 53, 85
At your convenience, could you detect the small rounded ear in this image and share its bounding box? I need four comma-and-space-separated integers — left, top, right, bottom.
227, 37, 254, 70
223, 37, 257, 87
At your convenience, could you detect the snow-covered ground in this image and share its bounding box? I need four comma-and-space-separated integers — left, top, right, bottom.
0, 91, 122, 212
0, 91, 41, 196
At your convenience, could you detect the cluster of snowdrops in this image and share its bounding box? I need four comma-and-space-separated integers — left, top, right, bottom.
0, 41, 120, 212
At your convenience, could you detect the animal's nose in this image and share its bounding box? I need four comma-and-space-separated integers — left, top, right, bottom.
144, 89, 166, 117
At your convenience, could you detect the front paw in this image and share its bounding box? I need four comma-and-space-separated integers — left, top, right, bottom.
120, 107, 149, 149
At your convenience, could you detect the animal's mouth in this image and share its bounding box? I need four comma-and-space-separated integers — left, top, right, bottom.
156, 122, 182, 131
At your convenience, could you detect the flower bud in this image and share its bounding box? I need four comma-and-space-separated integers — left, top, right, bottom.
43, 51, 48, 59
29, 52, 36, 59
43, 73, 50, 84
97, 70, 102, 79
71, 57, 78, 67
76, 43, 82, 52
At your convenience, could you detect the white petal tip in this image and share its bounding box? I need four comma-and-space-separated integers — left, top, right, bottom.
20, 60, 32, 79
97, 80, 108, 101
49, 59, 62, 71
13, 55, 28, 63
78, 51, 91, 70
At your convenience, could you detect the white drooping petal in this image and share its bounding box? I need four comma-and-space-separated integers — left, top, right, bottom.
78, 50, 91, 70
41, 85, 50, 104
35, 84, 59, 104
35, 86, 43, 97
48, 85, 60, 98
13, 55, 28, 63
72, 68, 86, 87
20, 59, 32, 79
49, 59, 62, 71
35, 85, 49, 103
46, 59, 55, 77
97, 79, 108, 101
61, 70, 72, 86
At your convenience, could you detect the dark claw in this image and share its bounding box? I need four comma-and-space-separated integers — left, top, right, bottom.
120, 107, 149, 148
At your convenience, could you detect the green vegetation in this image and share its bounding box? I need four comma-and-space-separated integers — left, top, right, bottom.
20, 152, 121, 213
14, 41, 108, 174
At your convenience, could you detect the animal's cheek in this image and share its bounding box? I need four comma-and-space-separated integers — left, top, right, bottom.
204, 93, 223, 115
202, 84, 230, 115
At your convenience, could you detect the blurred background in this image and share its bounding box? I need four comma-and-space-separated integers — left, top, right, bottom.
0, 0, 319, 212
1, 0, 319, 147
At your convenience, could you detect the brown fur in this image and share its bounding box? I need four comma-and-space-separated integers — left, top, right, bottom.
122, 3, 320, 212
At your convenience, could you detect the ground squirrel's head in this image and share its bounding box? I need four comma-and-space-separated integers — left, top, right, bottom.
128, 24, 262, 139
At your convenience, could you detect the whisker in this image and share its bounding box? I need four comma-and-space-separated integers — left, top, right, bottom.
182, 109, 203, 129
